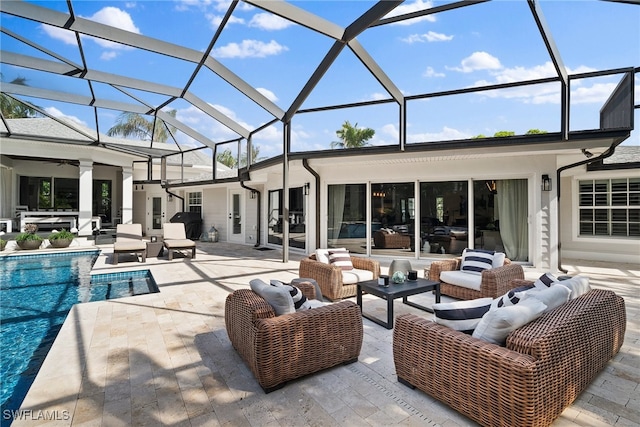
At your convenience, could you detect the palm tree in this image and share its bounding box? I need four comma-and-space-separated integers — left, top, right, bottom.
107, 110, 177, 142
0, 75, 38, 118
331, 120, 375, 149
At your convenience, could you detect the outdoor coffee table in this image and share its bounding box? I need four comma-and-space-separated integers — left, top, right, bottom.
356, 278, 441, 329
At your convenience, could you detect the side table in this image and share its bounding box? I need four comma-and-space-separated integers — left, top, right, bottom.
146, 241, 164, 257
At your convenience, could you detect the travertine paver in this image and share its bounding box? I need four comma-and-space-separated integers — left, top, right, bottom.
8, 242, 640, 426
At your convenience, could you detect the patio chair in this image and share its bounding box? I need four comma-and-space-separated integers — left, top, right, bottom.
113, 223, 146, 265
225, 279, 363, 392
162, 223, 196, 260
427, 249, 524, 300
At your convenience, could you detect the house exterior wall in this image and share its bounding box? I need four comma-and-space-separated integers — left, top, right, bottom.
559, 164, 640, 264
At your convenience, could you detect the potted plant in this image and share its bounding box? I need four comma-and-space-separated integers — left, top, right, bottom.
0, 238, 6, 251
16, 224, 43, 250
48, 229, 75, 248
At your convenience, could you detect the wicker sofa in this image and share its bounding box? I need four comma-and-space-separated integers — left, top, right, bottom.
428, 255, 524, 300
393, 288, 626, 427
298, 253, 380, 301
225, 280, 363, 392
373, 230, 411, 249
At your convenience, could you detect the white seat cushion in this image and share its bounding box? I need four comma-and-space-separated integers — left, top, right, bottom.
342, 268, 374, 284
440, 270, 482, 291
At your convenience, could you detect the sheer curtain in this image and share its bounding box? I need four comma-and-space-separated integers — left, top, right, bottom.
496, 179, 528, 261
1, 166, 12, 218
328, 185, 345, 243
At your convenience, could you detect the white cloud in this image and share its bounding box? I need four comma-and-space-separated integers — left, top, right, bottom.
423, 66, 445, 78
44, 107, 87, 127
407, 126, 471, 143
249, 12, 293, 30
369, 92, 390, 101
449, 51, 502, 73
41, 7, 140, 52
401, 31, 453, 44
470, 61, 608, 105
100, 51, 118, 61
213, 39, 288, 58
174, 0, 213, 12
256, 88, 278, 102
206, 13, 244, 27
385, 0, 436, 26
571, 82, 618, 105
40, 25, 78, 46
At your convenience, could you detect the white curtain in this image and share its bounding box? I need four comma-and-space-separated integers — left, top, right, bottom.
1, 166, 12, 218
496, 179, 528, 261
328, 184, 345, 242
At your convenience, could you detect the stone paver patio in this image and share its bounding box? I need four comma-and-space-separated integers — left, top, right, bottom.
8, 242, 640, 426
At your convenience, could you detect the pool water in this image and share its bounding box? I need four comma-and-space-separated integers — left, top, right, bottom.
0, 251, 158, 426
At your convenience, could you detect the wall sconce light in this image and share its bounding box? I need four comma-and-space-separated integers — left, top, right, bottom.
303, 182, 310, 196
167, 194, 173, 202
249, 190, 257, 199
542, 174, 552, 192
135, 184, 138, 191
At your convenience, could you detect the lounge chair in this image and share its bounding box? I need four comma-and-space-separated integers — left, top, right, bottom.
163, 223, 196, 260
113, 223, 146, 265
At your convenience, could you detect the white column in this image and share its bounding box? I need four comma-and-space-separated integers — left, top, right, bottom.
122, 166, 133, 224
78, 160, 93, 236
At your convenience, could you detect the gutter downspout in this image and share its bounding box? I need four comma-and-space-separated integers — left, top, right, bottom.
556, 138, 626, 273
303, 159, 321, 249
240, 180, 261, 247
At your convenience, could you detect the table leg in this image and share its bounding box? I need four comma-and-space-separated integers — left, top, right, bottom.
387, 296, 394, 329
356, 284, 363, 310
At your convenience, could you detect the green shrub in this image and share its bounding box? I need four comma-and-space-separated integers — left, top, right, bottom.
48, 229, 75, 241
16, 232, 43, 242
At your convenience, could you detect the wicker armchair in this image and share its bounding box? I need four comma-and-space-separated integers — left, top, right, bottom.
427, 257, 524, 300
225, 281, 363, 393
298, 254, 380, 301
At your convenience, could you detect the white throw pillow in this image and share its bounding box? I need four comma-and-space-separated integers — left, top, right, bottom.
552, 275, 590, 299
472, 299, 547, 345
492, 252, 506, 268
433, 298, 493, 334
250, 279, 294, 315
523, 284, 571, 313
461, 248, 496, 275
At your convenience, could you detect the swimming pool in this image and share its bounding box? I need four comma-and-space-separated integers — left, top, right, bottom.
0, 251, 158, 426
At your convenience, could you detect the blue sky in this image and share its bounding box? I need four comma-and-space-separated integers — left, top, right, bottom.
1, 0, 639, 159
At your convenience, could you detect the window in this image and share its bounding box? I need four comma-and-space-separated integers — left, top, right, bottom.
579, 178, 640, 237
328, 184, 366, 253
187, 192, 202, 213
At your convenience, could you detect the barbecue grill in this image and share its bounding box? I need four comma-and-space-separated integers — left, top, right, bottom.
169, 212, 202, 240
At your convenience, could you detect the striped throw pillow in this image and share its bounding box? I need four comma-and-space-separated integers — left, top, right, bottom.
433, 298, 493, 334
461, 249, 496, 275
271, 280, 311, 311
328, 249, 353, 271
534, 273, 557, 289
491, 285, 535, 309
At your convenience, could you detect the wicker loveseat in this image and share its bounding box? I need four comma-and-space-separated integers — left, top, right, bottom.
393, 288, 626, 427
225, 280, 363, 392
428, 254, 524, 300
373, 230, 411, 249
298, 252, 380, 301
